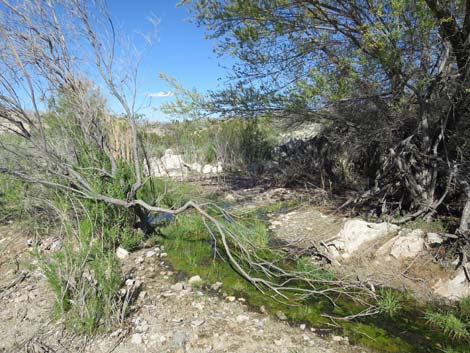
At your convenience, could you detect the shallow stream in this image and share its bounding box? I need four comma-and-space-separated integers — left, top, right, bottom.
159, 204, 467, 353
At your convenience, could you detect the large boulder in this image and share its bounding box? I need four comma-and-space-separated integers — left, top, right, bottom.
390, 229, 425, 259
433, 269, 470, 300
202, 164, 213, 174
160, 149, 185, 170
188, 162, 202, 173
330, 219, 400, 258
279, 123, 324, 145
149, 149, 187, 177
148, 149, 223, 178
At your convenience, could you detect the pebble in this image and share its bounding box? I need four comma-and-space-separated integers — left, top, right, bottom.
171, 331, 187, 347
225, 296, 236, 302
211, 282, 223, 291
236, 314, 250, 323
276, 311, 288, 321
137, 324, 149, 333
188, 275, 202, 285
131, 333, 143, 345
191, 319, 205, 327
110, 329, 122, 337
116, 247, 129, 259
171, 283, 184, 291
145, 250, 156, 258
135, 257, 144, 264
300, 324, 306, 330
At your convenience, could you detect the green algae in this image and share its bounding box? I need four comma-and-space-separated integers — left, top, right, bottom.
158, 204, 467, 353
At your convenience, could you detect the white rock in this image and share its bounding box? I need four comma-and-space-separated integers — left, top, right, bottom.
211, 282, 223, 291
138, 324, 149, 333
116, 247, 129, 259
426, 232, 444, 245
191, 319, 205, 327
300, 324, 306, 330
161, 149, 184, 170
276, 311, 288, 320
146, 250, 156, 258
332, 220, 400, 258
171, 283, 184, 291
224, 194, 235, 202
188, 275, 202, 285
375, 235, 400, 259
433, 269, 470, 299
189, 162, 202, 173
131, 333, 143, 345
202, 164, 213, 174
149, 149, 190, 178
225, 296, 236, 302
390, 229, 425, 259
236, 314, 250, 323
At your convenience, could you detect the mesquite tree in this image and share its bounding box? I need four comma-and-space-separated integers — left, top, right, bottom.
184, 0, 470, 229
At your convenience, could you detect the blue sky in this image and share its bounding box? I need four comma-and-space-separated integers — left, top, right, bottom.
108, 1, 232, 121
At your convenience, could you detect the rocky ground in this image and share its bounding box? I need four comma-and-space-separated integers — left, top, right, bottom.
266, 199, 469, 301
0, 223, 371, 353
2, 178, 469, 353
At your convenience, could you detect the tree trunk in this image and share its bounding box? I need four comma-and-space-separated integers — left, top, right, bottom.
460, 185, 470, 233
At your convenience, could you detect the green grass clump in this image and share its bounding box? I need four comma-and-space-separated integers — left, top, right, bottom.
377, 289, 404, 318
425, 310, 470, 340
458, 296, 470, 320
119, 227, 145, 251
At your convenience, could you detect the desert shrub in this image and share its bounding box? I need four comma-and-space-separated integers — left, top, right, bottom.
143, 116, 277, 170
37, 208, 129, 334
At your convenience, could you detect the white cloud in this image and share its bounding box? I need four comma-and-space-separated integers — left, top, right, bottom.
147, 91, 175, 98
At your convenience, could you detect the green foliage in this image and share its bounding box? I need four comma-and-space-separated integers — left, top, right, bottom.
143, 116, 276, 169
405, 217, 447, 233
296, 257, 335, 282
0, 174, 26, 221
152, 178, 201, 208
161, 213, 208, 240
119, 227, 145, 251
377, 289, 404, 318
458, 296, 470, 320
37, 211, 125, 334
425, 310, 470, 340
